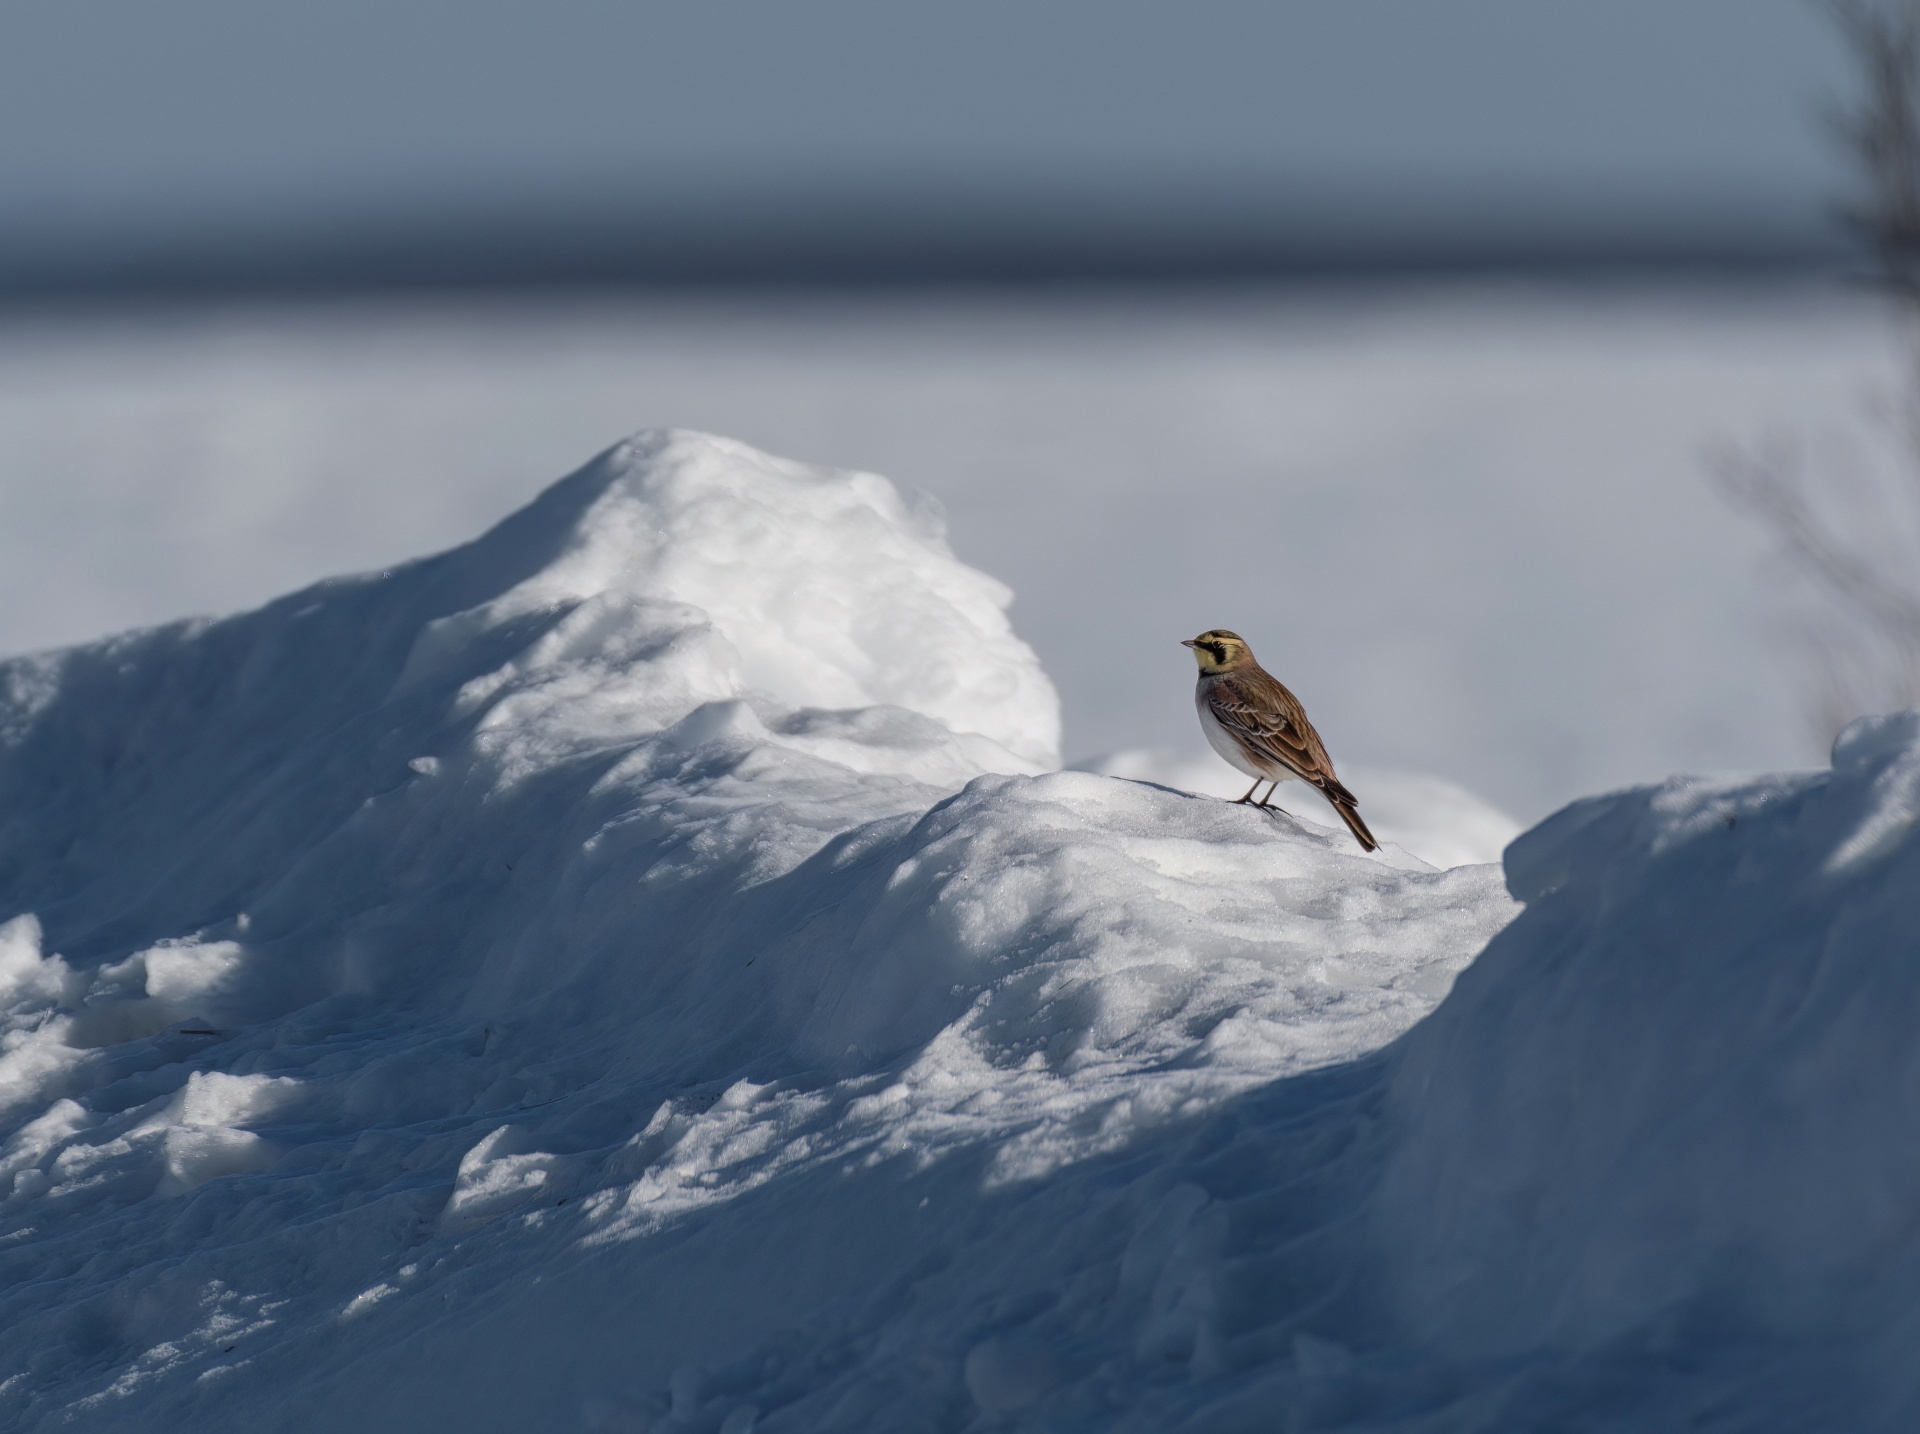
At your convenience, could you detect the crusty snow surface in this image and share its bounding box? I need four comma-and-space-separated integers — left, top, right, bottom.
2, 431, 1914, 1430
1072, 750, 1520, 873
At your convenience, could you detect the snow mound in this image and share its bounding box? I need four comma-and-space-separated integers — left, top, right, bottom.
1077, 747, 1521, 868
11, 425, 1912, 1429
1356, 709, 1920, 1426
0, 431, 1515, 1431
393, 428, 1060, 772
1043, 708, 1920, 1430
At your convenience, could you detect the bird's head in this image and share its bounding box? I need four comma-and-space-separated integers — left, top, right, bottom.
1181, 629, 1253, 675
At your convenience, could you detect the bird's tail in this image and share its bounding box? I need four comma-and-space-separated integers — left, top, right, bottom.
1326, 792, 1378, 853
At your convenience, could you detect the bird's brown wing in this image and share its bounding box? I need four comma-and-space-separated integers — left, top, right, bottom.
1206, 668, 1357, 804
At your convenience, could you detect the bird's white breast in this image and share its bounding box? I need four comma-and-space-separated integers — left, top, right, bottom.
1195, 681, 1275, 779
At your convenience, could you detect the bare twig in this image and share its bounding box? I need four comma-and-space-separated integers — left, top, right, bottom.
1709, 434, 1920, 730
1710, 437, 1920, 634
1828, 0, 1920, 304
1710, 0, 1920, 739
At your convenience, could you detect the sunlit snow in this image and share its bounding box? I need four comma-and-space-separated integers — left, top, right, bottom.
4, 429, 1917, 1430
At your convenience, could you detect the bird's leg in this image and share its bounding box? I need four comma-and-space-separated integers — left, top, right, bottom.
1256, 781, 1293, 814
1232, 779, 1263, 804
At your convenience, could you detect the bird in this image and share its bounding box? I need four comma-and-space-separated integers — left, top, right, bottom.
1182, 629, 1378, 852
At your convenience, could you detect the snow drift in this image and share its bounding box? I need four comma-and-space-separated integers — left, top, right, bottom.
0, 431, 1510, 1431
1363, 709, 1920, 1427
2, 428, 1912, 1431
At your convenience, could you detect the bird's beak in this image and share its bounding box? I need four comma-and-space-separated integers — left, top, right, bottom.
1179, 639, 1196, 648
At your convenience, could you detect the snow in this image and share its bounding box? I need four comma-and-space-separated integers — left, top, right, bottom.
1362, 708, 1920, 1422
2, 426, 1915, 1429
1074, 748, 1521, 869
387, 429, 1058, 772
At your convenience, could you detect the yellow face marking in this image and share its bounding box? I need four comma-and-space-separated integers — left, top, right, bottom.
1185, 630, 1247, 674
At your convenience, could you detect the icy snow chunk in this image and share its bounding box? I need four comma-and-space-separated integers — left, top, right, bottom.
440, 1124, 571, 1233
141, 938, 245, 1006
159, 1070, 295, 1130
1825, 709, 1920, 872
1, 1097, 91, 1196
0, 914, 79, 1014
0, 915, 86, 1121
154, 1127, 279, 1198
63, 938, 247, 1050
138, 1071, 298, 1197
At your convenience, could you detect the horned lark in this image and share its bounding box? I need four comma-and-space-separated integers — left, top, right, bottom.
1182, 629, 1378, 852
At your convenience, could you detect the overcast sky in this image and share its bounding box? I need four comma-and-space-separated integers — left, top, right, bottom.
0, 1, 1857, 288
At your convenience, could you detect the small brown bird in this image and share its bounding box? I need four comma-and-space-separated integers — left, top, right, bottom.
1182, 629, 1378, 852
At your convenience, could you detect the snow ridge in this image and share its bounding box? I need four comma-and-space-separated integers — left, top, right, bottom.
11, 428, 1908, 1430
0, 432, 1510, 1431
1364, 709, 1920, 1425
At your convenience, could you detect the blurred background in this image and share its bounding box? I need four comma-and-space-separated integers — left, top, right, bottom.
5, 0, 1915, 824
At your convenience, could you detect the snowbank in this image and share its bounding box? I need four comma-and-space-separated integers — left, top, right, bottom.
10, 426, 1905, 1431
0, 431, 1513, 1431
1359, 709, 1920, 1426
1079, 711, 1920, 1430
